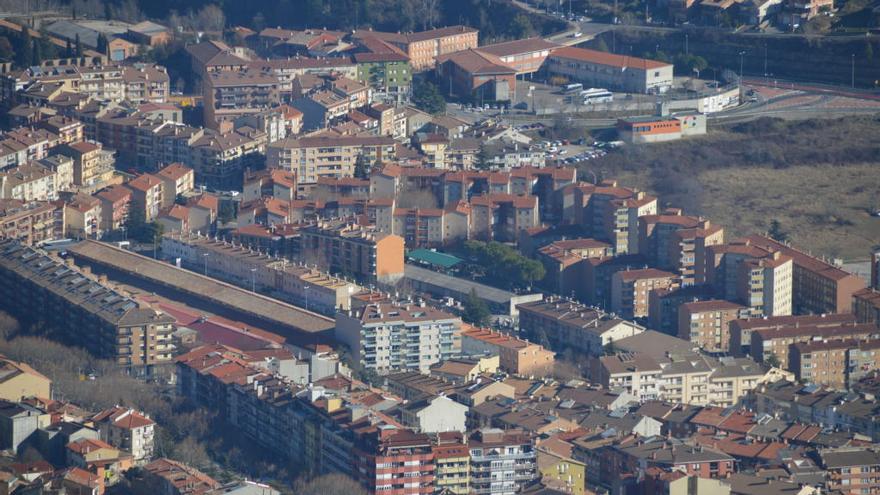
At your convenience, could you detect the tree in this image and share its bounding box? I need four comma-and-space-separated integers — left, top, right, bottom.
295, 474, 369, 495
462, 288, 491, 327
866, 41, 874, 62
66, 37, 73, 58
0, 37, 12, 61
218, 202, 235, 225
765, 352, 781, 368
196, 5, 226, 33
475, 144, 490, 170
75, 33, 82, 58
15, 25, 32, 68
97, 33, 108, 56
353, 154, 369, 179
412, 79, 446, 115
768, 219, 789, 243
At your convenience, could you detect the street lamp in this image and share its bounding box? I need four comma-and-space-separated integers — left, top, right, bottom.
739, 50, 746, 85
202, 252, 209, 276
250, 267, 257, 292
303, 284, 310, 310
685, 33, 689, 56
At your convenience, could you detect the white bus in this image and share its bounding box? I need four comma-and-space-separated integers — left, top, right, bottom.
581, 88, 613, 104
563, 83, 584, 94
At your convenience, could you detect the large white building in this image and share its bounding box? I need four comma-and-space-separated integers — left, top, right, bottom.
546, 47, 674, 94
335, 302, 462, 373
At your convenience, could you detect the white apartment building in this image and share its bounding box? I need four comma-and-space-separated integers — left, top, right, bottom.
0, 162, 59, 202
91, 406, 156, 464
334, 302, 462, 373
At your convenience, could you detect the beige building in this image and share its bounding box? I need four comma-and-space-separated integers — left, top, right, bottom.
155, 163, 195, 208
461, 325, 555, 377
64, 193, 103, 238
126, 173, 165, 222
0, 199, 58, 246
268, 135, 396, 191
706, 239, 793, 317
0, 356, 51, 401
335, 302, 462, 373
0, 162, 59, 202
354, 25, 479, 71
57, 141, 116, 190
38, 155, 74, 193
161, 232, 361, 314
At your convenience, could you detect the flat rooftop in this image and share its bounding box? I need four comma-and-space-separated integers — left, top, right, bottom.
404, 264, 538, 306
67, 241, 334, 337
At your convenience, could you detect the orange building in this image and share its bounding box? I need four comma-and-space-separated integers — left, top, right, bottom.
617, 116, 682, 144
678, 299, 748, 353
300, 220, 404, 284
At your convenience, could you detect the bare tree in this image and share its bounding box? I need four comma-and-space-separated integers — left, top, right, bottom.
196, 5, 226, 34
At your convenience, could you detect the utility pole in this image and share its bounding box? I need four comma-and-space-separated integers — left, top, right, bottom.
851, 53, 855, 88
763, 44, 767, 78
685, 34, 688, 56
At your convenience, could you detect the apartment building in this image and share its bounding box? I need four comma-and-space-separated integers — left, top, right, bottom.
354, 26, 479, 71
468, 428, 537, 495
356, 427, 437, 495
0, 199, 58, 245
460, 325, 555, 377
790, 338, 880, 390
37, 116, 85, 145
537, 238, 614, 296
37, 155, 74, 193
593, 352, 662, 402
154, 163, 195, 208
0, 240, 175, 372
95, 185, 132, 232
268, 135, 396, 191
470, 193, 539, 243
517, 298, 645, 356
126, 173, 164, 222
750, 322, 880, 369
638, 213, 716, 274
744, 234, 865, 315
91, 406, 156, 464
433, 434, 470, 495
56, 141, 116, 190
706, 239, 794, 317
188, 125, 268, 191
610, 268, 679, 320
64, 193, 102, 238
678, 300, 749, 353
729, 313, 858, 357
820, 449, 880, 495
353, 36, 412, 95
546, 47, 674, 94
854, 288, 880, 324
335, 302, 462, 373
203, 69, 281, 128
300, 220, 405, 283
243, 168, 298, 202
161, 232, 360, 313
0, 162, 59, 202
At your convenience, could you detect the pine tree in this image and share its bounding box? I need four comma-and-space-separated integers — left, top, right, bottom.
75, 34, 82, 57
96, 34, 108, 55
16, 25, 32, 68
66, 37, 72, 58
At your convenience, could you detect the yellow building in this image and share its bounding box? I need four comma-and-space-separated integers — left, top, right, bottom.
434, 435, 470, 495
0, 355, 51, 402
537, 436, 586, 495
